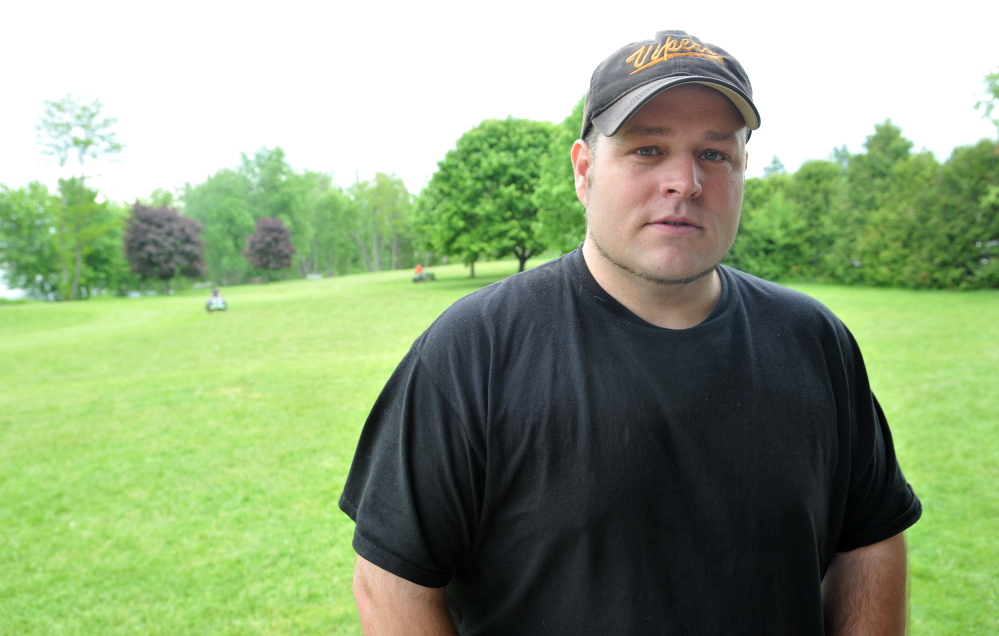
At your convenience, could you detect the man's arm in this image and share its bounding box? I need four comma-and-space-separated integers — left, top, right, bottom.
353, 555, 458, 636
822, 533, 910, 636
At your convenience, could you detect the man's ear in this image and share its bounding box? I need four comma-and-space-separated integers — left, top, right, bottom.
571, 139, 591, 207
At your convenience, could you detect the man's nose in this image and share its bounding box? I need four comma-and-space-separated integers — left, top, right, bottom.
658, 155, 702, 200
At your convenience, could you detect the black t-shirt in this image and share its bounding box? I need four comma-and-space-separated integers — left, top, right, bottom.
340, 249, 921, 635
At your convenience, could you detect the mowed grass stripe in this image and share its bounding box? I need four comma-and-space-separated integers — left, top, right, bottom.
1, 259, 997, 634
0, 260, 525, 635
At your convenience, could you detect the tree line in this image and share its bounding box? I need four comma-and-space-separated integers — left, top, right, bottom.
732, 121, 999, 288
2, 75, 998, 300
0, 101, 417, 299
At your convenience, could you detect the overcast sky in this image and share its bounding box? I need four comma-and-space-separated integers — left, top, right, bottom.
2, 1, 997, 206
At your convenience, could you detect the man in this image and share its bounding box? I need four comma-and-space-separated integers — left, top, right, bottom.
340, 30, 921, 635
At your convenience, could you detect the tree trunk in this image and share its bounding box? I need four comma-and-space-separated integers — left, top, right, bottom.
59, 261, 70, 299
57, 223, 70, 300
349, 231, 372, 271
514, 247, 534, 273
390, 234, 400, 270
370, 225, 381, 272
71, 240, 83, 300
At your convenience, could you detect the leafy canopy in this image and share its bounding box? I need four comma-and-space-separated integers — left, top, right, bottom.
533, 97, 586, 254
36, 95, 122, 176
413, 117, 556, 274
123, 204, 206, 287
244, 217, 296, 271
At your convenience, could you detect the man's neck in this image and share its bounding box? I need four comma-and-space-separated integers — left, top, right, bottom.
581, 243, 722, 330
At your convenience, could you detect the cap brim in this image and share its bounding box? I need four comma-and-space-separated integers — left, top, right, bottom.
591, 76, 761, 137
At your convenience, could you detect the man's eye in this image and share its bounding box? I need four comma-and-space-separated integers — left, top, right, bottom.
701, 150, 725, 161
635, 147, 659, 156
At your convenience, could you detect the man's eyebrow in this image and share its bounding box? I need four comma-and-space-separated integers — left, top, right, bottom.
618, 126, 672, 139
706, 130, 739, 142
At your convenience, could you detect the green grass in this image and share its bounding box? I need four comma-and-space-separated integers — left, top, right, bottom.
1, 261, 996, 634
788, 284, 999, 634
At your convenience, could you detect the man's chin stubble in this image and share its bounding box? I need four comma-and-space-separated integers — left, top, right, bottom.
590, 236, 721, 288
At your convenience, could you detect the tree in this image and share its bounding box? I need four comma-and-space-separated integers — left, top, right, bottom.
290, 173, 361, 277
183, 168, 256, 285
244, 217, 296, 274
534, 97, 586, 254
847, 119, 913, 213
36, 95, 122, 179
974, 69, 999, 274
414, 117, 556, 275
241, 147, 297, 225
853, 151, 941, 287
140, 188, 179, 208
82, 201, 137, 296
347, 173, 414, 272
975, 68, 999, 135
933, 139, 999, 288
785, 159, 847, 280
728, 172, 806, 281
184, 147, 335, 284
55, 178, 119, 299
1, 182, 134, 299
824, 120, 915, 283
36, 96, 123, 299
123, 204, 206, 291
0, 182, 61, 298
762, 156, 786, 178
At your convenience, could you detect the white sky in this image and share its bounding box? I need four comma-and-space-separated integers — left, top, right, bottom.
1, 0, 997, 206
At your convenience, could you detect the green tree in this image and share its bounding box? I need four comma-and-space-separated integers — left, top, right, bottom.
241, 147, 297, 226
933, 139, 999, 288
55, 178, 118, 299
0, 182, 61, 298
414, 117, 556, 275
973, 68, 999, 265
184, 147, 351, 283
825, 120, 915, 283
847, 120, 913, 213
140, 188, 179, 208
348, 173, 413, 272
0, 182, 132, 299
785, 159, 846, 280
534, 98, 586, 254
729, 173, 806, 281
853, 151, 941, 287
84, 201, 137, 296
289, 172, 360, 277
36, 96, 123, 299
762, 156, 786, 178
36, 95, 122, 180
975, 68, 999, 134
183, 169, 255, 285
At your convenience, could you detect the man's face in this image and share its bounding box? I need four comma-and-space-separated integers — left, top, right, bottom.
572, 84, 748, 288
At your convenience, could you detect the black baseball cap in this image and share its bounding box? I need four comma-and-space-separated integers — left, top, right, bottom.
581, 30, 761, 140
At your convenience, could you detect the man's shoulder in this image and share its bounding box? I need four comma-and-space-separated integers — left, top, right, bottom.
407, 253, 580, 382
720, 265, 846, 333
429, 254, 577, 333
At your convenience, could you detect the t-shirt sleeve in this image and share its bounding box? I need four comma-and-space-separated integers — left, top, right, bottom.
338, 342, 484, 587
835, 332, 922, 552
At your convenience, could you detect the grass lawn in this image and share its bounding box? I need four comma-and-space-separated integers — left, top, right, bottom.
1, 258, 996, 634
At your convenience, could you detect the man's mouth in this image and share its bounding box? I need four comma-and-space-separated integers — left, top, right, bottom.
649, 219, 700, 234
